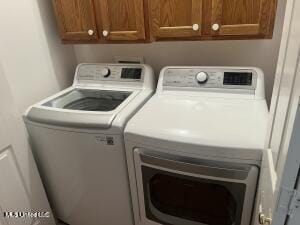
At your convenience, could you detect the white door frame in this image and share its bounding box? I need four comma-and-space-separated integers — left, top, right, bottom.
256, 0, 300, 223
263, 0, 300, 223
266, 0, 300, 168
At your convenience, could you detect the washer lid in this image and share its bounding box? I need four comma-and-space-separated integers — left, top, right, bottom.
26, 88, 135, 129
125, 94, 269, 151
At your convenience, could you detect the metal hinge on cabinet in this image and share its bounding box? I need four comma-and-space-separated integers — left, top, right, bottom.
278, 187, 300, 218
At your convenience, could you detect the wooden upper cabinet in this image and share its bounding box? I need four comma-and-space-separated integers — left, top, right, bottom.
211, 0, 276, 37
149, 0, 203, 39
95, 0, 146, 41
52, 0, 277, 42
52, 0, 99, 41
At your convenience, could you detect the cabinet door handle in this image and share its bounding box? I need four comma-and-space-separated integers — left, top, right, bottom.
88, 30, 94, 36
192, 24, 200, 31
212, 23, 220, 31
102, 30, 109, 37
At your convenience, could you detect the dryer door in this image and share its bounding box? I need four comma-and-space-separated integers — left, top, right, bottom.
133, 148, 259, 225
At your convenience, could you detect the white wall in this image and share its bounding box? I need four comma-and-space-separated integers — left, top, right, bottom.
74, 0, 286, 104
0, 0, 77, 113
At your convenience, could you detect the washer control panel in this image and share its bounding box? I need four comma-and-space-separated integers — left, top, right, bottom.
76, 64, 144, 83
163, 68, 257, 90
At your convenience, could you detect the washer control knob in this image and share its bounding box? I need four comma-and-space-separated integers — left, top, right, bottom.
101, 67, 111, 77
196, 72, 208, 84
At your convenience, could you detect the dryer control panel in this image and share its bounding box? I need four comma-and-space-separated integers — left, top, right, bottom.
75, 64, 145, 84
159, 67, 265, 99
163, 68, 257, 90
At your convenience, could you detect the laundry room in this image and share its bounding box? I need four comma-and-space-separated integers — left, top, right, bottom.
1, 0, 300, 225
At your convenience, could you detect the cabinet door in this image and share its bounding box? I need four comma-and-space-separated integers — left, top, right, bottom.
52, 0, 99, 41
149, 0, 203, 39
211, 0, 275, 37
96, 0, 146, 41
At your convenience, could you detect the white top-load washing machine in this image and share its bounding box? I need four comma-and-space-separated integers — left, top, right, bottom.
125, 67, 269, 225
24, 63, 155, 225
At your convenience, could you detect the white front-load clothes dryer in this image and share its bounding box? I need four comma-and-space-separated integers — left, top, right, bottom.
125, 67, 269, 225
24, 63, 155, 225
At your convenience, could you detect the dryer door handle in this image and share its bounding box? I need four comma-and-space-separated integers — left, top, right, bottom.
135, 148, 256, 181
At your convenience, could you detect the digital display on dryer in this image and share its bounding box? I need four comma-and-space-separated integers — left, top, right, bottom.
121, 68, 142, 79
223, 72, 253, 86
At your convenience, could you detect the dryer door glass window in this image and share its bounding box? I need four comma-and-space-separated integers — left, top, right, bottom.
142, 166, 246, 225
43, 89, 132, 112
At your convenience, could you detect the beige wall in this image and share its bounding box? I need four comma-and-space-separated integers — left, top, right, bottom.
0, 0, 77, 113
74, 0, 286, 104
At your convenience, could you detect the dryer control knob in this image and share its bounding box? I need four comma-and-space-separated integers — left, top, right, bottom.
101, 68, 111, 77
196, 72, 208, 84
